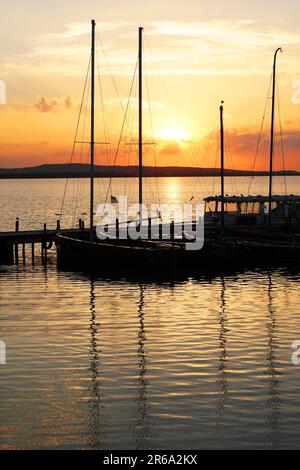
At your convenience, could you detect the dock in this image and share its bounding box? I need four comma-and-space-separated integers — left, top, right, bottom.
0, 220, 87, 265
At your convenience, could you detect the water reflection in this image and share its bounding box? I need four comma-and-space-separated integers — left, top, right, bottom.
266, 273, 282, 448
216, 277, 229, 426
88, 279, 110, 449
134, 284, 152, 449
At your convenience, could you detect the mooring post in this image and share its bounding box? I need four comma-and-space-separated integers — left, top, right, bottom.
171, 220, 175, 241
14, 218, 20, 264
116, 218, 119, 239
56, 220, 60, 231
42, 223, 47, 265
82, 220, 85, 231
79, 218, 82, 230
31, 242, 35, 265
22, 243, 26, 264
148, 217, 152, 239
14, 244, 18, 264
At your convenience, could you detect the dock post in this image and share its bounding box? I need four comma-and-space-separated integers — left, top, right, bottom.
82, 220, 85, 231
22, 243, 26, 264
116, 218, 119, 239
31, 242, 35, 265
42, 223, 47, 265
159, 222, 162, 240
79, 218, 82, 230
14, 244, 18, 264
56, 220, 60, 231
171, 220, 175, 241
0, 243, 13, 265
148, 217, 152, 239
14, 218, 19, 264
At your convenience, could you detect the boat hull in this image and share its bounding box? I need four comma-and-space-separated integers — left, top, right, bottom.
57, 234, 185, 274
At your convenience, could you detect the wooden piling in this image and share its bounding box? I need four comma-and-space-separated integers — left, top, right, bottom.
159, 223, 162, 240
14, 244, 18, 264
14, 217, 19, 265
148, 217, 152, 239
171, 220, 175, 241
0, 243, 13, 265
31, 242, 35, 265
42, 223, 47, 265
22, 243, 26, 264
116, 218, 119, 238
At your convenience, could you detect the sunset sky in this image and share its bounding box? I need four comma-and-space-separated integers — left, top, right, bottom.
1, 0, 300, 170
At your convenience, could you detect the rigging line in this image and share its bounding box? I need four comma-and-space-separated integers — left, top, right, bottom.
143, 41, 160, 206
96, 31, 126, 115
144, 34, 174, 114
188, 113, 219, 202
73, 75, 90, 228
276, 84, 288, 196
212, 129, 219, 195
144, 31, 202, 204
73, 69, 91, 225
96, 62, 110, 167
224, 120, 238, 195
185, 145, 206, 201
145, 31, 205, 204
247, 73, 273, 195
96, 32, 135, 139
124, 76, 138, 199
59, 57, 91, 222
103, 57, 138, 207
96, 57, 111, 202
120, 70, 136, 201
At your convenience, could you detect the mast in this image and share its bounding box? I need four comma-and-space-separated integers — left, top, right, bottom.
220, 101, 225, 228
90, 19, 96, 240
268, 47, 282, 226
138, 27, 143, 226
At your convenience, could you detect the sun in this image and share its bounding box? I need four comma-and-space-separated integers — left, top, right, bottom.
158, 126, 189, 141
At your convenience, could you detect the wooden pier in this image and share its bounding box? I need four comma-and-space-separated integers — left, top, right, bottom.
0, 220, 87, 265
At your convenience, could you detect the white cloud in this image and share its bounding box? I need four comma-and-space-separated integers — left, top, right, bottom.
3, 19, 300, 78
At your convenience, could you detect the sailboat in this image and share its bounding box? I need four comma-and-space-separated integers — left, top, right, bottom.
57, 21, 190, 273
204, 49, 300, 229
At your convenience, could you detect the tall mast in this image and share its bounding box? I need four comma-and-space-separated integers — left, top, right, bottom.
138, 27, 143, 225
90, 19, 96, 240
220, 101, 225, 228
268, 47, 282, 226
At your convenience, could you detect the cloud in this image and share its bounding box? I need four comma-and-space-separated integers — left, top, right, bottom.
200, 125, 300, 167
5, 18, 300, 78
42, 21, 131, 41
64, 95, 73, 108
34, 95, 74, 112
158, 141, 183, 157
148, 20, 300, 47
35, 96, 58, 113
281, 130, 300, 148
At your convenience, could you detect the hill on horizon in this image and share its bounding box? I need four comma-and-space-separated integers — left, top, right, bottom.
0, 163, 298, 178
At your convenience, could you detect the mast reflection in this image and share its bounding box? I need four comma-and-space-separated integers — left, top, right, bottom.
216, 277, 229, 426
88, 279, 109, 449
266, 273, 282, 447
134, 284, 152, 449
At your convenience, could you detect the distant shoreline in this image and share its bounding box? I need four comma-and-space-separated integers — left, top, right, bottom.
0, 164, 298, 179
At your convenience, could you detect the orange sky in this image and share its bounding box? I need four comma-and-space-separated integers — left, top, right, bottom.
1, 0, 300, 171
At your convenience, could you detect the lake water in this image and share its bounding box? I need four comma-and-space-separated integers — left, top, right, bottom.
0, 176, 300, 450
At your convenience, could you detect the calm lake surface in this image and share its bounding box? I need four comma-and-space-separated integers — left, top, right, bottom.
0, 176, 300, 449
